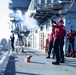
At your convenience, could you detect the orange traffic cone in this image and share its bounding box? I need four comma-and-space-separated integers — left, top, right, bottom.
25, 55, 32, 62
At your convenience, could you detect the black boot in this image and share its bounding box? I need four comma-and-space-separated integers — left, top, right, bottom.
46, 56, 50, 59
52, 61, 59, 65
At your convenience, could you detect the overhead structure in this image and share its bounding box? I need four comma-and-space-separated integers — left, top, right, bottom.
33, 0, 76, 25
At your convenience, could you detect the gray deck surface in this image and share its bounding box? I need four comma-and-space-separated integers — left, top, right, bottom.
4, 47, 76, 75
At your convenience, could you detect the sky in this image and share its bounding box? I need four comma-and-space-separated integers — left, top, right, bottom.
0, 0, 12, 41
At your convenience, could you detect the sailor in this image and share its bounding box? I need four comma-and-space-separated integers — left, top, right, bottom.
52, 19, 66, 65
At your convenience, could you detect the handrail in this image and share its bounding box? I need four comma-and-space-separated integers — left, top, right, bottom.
0, 51, 9, 74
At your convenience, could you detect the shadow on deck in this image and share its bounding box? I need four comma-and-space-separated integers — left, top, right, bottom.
4, 55, 16, 75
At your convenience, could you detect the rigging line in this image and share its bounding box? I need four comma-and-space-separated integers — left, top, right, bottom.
67, 0, 75, 12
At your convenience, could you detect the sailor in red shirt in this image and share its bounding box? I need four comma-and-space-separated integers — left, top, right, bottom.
52, 19, 66, 65
46, 28, 55, 59
66, 29, 76, 57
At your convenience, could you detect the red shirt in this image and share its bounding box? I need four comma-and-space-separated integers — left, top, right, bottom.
67, 31, 75, 39
49, 33, 54, 42
52, 25, 66, 40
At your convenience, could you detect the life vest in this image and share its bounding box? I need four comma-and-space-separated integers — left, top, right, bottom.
67, 32, 75, 39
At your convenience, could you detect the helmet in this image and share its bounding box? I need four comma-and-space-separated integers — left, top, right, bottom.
58, 19, 64, 24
